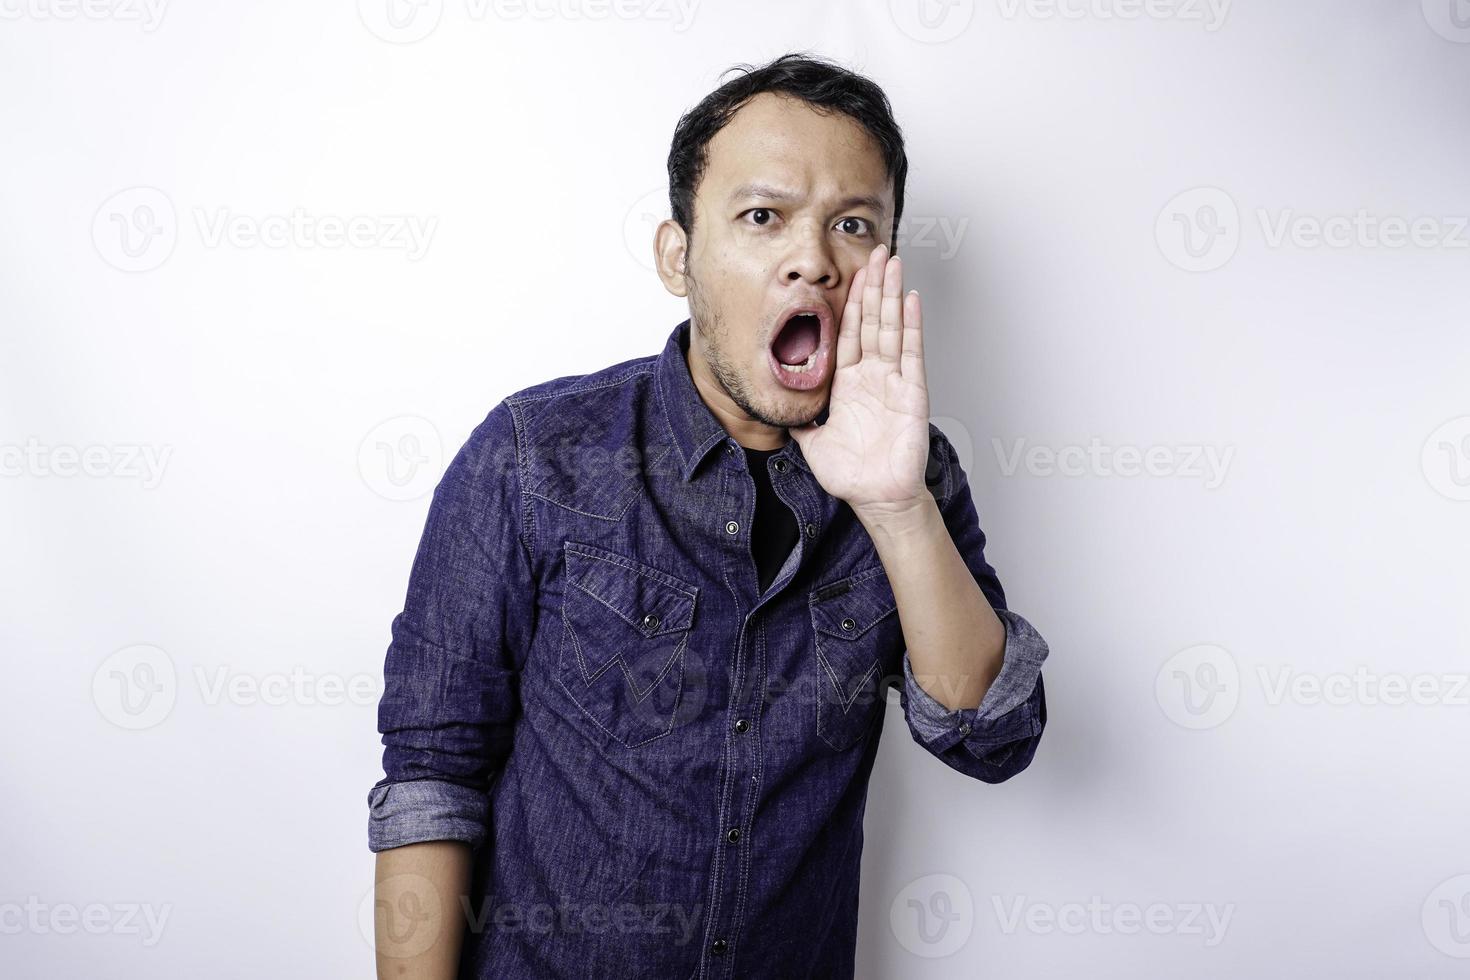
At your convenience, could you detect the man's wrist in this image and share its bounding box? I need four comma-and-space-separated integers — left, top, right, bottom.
853, 493, 941, 544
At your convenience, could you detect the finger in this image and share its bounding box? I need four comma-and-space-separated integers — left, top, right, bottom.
878, 254, 903, 364
835, 265, 865, 370
901, 288, 925, 385
860, 244, 887, 357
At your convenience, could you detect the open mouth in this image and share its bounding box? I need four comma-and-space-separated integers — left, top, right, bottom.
767, 306, 831, 391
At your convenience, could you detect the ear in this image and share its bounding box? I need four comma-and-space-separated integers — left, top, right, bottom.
653, 218, 690, 297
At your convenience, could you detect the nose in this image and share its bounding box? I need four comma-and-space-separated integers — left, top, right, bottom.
779, 218, 838, 288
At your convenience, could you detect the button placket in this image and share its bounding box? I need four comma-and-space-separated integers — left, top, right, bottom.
701, 604, 759, 975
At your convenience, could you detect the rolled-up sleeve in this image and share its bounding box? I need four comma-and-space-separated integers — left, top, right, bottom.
367, 398, 536, 853
897, 423, 1049, 783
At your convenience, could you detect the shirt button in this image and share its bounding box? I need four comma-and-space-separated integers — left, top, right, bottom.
773, 458, 788, 472
959, 722, 972, 736
641, 613, 660, 631
804, 522, 817, 537
726, 520, 739, 535
711, 938, 729, 955
734, 718, 750, 733
725, 827, 741, 843
840, 617, 856, 632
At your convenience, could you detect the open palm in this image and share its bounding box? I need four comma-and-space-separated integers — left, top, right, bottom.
789, 244, 932, 517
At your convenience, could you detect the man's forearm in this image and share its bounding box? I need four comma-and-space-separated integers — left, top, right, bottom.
374, 841, 472, 979
859, 496, 1007, 711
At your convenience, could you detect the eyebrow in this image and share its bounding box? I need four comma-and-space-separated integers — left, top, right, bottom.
726, 182, 886, 215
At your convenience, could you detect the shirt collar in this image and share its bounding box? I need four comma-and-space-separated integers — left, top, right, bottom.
655, 318, 824, 484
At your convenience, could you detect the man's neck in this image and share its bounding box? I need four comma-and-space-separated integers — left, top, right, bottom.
684, 335, 789, 451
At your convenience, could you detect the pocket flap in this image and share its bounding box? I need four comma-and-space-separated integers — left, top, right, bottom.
564, 542, 698, 635
809, 566, 898, 638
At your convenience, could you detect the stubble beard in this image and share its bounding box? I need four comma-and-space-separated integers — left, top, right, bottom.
686, 266, 824, 432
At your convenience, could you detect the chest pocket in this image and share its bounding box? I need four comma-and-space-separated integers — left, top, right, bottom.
555, 541, 699, 748
809, 565, 905, 752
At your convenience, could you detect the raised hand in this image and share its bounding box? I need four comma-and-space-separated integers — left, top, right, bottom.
789, 243, 932, 524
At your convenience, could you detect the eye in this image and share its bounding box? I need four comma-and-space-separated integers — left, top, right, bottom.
836, 216, 873, 237
740, 208, 778, 227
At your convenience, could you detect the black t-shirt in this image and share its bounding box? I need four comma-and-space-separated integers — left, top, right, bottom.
742, 445, 801, 593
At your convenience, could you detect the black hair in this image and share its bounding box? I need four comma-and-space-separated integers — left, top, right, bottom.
666, 51, 908, 253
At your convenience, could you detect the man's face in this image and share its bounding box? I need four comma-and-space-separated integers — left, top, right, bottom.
678, 92, 895, 431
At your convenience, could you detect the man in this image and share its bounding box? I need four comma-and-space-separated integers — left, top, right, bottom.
368, 52, 1049, 979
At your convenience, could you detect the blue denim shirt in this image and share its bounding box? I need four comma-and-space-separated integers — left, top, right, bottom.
368, 317, 1049, 979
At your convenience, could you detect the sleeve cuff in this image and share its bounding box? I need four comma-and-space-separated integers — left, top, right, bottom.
902, 607, 1049, 755
367, 778, 490, 853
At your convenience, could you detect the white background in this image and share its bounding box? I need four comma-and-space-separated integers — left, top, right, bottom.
3, 1, 1469, 976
